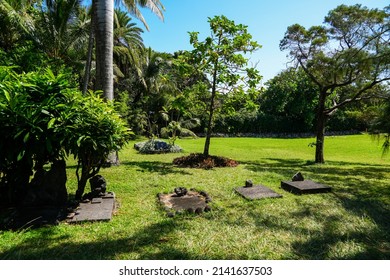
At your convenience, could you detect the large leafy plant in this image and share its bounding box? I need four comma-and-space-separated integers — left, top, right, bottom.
0, 67, 131, 205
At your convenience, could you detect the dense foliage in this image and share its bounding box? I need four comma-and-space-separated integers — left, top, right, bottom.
1, 1, 389, 167
0, 67, 131, 205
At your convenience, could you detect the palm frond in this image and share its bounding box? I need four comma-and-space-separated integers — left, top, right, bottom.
115, 0, 165, 31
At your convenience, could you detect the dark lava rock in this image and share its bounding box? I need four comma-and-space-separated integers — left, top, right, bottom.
174, 187, 188, 197
292, 172, 304, 182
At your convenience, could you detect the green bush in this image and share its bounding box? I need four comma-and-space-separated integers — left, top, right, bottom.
0, 67, 131, 205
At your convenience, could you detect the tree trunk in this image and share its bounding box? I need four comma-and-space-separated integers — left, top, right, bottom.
203, 94, 215, 156
315, 92, 328, 164
94, 0, 114, 100
75, 176, 89, 201
94, 0, 119, 165
203, 63, 218, 157
82, 10, 95, 95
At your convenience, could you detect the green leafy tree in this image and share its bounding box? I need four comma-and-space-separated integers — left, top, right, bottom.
259, 67, 318, 133
68, 91, 131, 200
187, 15, 262, 156
280, 4, 390, 163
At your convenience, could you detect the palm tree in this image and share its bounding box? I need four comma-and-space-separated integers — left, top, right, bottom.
36, 0, 89, 61
1, 0, 90, 76
0, 0, 36, 50
93, 0, 115, 100
116, 0, 164, 31
91, 0, 164, 165
113, 9, 144, 79
92, 0, 165, 100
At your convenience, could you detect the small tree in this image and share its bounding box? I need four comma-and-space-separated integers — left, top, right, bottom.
187, 15, 262, 156
280, 4, 390, 163
64, 91, 132, 200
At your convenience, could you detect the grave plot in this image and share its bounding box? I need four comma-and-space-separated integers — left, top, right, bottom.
281, 172, 332, 195
67, 192, 116, 223
235, 180, 283, 200
158, 188, 211, 217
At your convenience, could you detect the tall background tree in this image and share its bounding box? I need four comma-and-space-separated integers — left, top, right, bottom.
280, 4, 390, 163
258, 67, 318, 133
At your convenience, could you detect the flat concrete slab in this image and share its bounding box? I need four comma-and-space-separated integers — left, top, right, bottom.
68, 192, 116, 223
235, 185, 283, 200
281, 180, 332, 195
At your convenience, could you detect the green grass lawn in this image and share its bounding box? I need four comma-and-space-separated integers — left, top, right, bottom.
1, 134, 389, 259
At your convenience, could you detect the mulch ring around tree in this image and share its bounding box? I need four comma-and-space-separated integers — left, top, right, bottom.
173, 153, 239, 169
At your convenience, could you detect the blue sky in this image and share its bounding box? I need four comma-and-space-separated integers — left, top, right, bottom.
133, 0, 388, 83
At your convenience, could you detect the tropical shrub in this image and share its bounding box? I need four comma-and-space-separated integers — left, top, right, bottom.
0, 67, 131, 205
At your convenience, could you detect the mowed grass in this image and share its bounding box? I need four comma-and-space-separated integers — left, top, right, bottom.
0, 134, 389, 259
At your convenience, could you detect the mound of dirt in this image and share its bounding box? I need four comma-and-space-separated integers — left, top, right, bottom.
173, 153, 238, 169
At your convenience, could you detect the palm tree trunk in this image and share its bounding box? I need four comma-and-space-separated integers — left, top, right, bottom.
94, 0, 114, 100
94, 0, 118, 165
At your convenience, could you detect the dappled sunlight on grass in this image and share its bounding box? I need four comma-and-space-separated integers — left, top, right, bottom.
1, 135, 389, 259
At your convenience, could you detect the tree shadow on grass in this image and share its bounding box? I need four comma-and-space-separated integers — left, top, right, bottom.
288, 198, 390, 259
121, 161, 192, 176
242, 158, 390, 259
0, 219, 195, 260
244, 158, 390, 180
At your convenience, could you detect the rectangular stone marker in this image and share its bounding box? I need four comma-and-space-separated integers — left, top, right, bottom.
68, 193, 116, 223
235, 185, 283, 200
281, 180, 332, 195
91, 197, 102, 204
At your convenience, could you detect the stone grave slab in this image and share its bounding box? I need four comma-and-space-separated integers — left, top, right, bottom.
68, 192, 116, 223
281, 180, 332, 195
158, 189, 211, 216
235, 184, 283, 200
